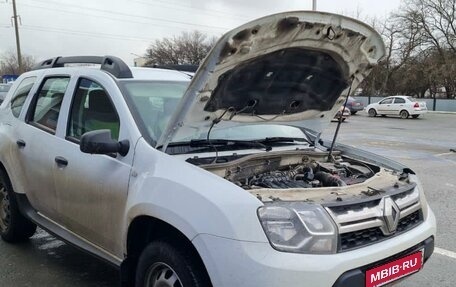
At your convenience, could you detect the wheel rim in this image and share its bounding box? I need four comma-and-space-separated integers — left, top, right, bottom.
401, 111, 408, 118
0, 185, 11, 232
369, 109, 376, 116
145, 262, 183, 287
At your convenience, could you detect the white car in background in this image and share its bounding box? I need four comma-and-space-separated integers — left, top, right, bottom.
366, 96, 427, 119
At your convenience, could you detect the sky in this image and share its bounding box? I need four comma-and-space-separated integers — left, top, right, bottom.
0, 0, 402, 66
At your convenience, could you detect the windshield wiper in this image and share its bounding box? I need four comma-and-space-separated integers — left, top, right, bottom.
257, 137, 311, 145
189, 139, 272, 151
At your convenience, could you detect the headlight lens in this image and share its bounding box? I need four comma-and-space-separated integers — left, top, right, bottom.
258, 202, 338, 254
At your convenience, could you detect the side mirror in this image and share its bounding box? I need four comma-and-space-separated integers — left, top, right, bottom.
80, 129, 129, 157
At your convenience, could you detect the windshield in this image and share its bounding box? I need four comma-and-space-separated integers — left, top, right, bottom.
120, 80, 189, 141
203, 124, 305, 140
120, 80, 308, 146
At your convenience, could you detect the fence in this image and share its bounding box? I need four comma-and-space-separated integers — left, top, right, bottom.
356, 97, 456, 112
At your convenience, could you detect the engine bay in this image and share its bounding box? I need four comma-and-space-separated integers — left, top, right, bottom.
187, 150, 381, 190
186, 150, 415, 203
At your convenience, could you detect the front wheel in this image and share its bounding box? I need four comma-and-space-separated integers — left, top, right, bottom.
0, 170, 36, 242
135, 241, 211, 287
400, 110, 409, 119
368, 108, 377, 117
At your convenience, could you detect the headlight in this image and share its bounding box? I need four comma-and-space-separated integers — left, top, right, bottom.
258, 202, 337, 254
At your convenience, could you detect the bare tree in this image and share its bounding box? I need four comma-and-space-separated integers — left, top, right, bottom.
145, 31, 217, 66
360, 13, 423, 96
361, 0, 456, 98
0, 52, 36, 75
401, 0, 456, 98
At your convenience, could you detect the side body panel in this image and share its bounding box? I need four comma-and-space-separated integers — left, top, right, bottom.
124, 138, 267, 254
50, 70, 141, 257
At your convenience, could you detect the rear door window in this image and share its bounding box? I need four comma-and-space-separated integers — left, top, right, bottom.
28, 77, 70, 133
393, 98, 406, 104
10, 77, 37, 118
380, 98, 393, 104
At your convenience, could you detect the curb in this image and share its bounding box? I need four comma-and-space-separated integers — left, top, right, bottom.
428, 111, 456, 115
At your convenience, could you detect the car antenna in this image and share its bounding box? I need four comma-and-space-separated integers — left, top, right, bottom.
328, 80, 354, 162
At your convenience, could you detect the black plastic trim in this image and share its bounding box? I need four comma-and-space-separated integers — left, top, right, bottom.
15, 193, 121, 268
332, 236, 434, 287
32, 56, 133, 79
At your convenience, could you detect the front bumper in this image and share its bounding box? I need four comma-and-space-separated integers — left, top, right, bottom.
333, 236, 434, 287
192, 207, 436, 287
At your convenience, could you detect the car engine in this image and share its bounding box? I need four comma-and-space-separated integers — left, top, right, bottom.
188, 151, 379, 190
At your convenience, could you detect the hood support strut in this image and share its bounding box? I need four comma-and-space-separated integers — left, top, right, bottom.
327, 80, 354, 162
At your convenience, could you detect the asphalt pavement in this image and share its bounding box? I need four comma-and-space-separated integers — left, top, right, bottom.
0, 112, 454, 286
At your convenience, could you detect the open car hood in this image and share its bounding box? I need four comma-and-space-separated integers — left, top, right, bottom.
158, 11, 385, 149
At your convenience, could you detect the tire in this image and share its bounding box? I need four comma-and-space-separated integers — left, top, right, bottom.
400, 110, 409, 119
368, 108, 377, 117
135, 241, 211, 287
412, 115, 419, 119
350, 111, 357, 115
342, 118, 346, 122
0, 169, 36, 242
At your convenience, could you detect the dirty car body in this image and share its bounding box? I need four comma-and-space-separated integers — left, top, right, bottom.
0, 11, 435, 287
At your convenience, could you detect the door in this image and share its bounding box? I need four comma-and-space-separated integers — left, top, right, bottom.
377, 98, 394, 115
52, 78, 131, 256
392, 97, 406, 115
15, 76, 70, 219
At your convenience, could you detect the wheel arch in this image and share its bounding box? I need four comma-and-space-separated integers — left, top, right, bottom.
122, 215, 212, 287
368, 107, 377, 116
0, 161, 13, 189
400, 109, 409, 118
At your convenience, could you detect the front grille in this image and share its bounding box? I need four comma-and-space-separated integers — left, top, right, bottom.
325, 184, 423, 252
396, 209, 422, 232
339, 210, 423, 251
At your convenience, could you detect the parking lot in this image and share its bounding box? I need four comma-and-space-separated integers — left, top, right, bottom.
0, 112, 454, 286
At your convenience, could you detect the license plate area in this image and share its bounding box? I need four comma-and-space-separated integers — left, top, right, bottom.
365, 250, 423, 287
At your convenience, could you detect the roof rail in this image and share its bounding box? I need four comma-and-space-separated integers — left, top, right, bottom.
150, 64, 199, 73
32, 56, 133, 78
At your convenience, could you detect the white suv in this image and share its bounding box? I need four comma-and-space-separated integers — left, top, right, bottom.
0, 11, 435, 287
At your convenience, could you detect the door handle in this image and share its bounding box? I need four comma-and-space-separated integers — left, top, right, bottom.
55, 156, 68, 167
16, 139, 26, 148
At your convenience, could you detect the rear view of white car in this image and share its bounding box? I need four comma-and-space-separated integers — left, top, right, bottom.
366, 96, 427, 119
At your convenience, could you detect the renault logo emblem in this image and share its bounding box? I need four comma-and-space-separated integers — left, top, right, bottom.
382, 197, 400, 235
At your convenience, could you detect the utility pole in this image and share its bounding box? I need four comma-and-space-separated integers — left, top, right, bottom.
11, 0, 23, 73
312, 0, 317, 11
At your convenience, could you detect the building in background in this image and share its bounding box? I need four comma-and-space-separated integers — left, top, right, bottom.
1, 74, 18, 83
133, 57, 148, 67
